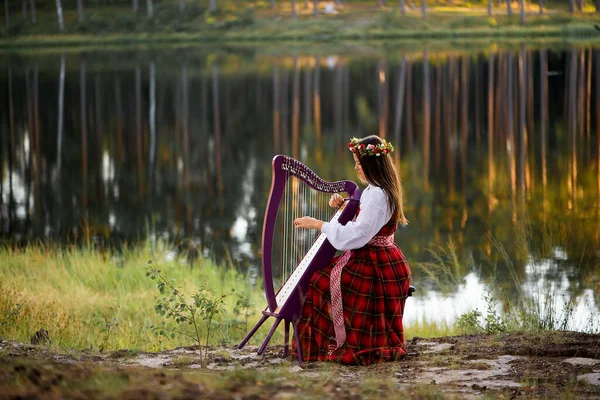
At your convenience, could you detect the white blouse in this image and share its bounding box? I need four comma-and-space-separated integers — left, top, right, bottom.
321, 184, 392, 251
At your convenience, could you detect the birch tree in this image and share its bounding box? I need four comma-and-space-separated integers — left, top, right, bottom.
519, 0, 524, 24
147, 0, 153, 17
77, 0, 84, 22
56, 0, 64, 31
29, 0, 35, 22
4, 0, 10, 30
57, 55, 65, 174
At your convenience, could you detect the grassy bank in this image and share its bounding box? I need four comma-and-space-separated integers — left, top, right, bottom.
0, 242, 458, 353
1, 1, 599, 49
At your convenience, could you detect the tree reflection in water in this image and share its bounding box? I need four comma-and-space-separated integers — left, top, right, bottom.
0, 46, 599, 330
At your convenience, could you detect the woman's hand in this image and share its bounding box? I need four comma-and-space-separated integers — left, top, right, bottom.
294, 216, 324, 231
328, 194, 344, 208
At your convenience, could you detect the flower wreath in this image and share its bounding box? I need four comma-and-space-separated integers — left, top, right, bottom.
347, 137, 395, 158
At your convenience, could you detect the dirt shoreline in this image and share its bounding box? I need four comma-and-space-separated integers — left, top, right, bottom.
1, 331, 600, 399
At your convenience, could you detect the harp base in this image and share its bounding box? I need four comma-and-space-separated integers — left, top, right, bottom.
237, 311, 303, 365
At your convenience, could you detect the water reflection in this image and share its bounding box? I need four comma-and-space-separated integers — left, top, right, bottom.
1, 46, 599, 330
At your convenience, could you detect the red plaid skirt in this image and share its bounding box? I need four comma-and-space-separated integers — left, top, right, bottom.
293, 222, 411, 365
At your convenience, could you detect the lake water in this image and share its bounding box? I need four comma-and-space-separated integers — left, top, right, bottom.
1, 44, 599, 331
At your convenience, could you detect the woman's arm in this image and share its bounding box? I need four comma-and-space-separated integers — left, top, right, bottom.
294, 187, 392, 251
294, 216, 324, 230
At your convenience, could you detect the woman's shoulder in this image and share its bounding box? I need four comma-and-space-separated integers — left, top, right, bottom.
362, 185, 387, 201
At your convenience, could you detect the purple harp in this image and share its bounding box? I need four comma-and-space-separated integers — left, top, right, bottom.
237, 155, 361, 363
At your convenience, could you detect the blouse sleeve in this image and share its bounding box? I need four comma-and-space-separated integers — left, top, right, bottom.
320, 186, 392, 251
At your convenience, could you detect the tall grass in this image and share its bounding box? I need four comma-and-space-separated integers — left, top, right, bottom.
0, 242, 268, 351
0, 241, 459, 352
488, 218, 600, 334
418, 216, 600, 335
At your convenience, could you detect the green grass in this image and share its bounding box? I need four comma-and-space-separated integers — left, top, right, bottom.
0, 242, 456, 352
0, 242, 267, 351
1, 0, 599, 49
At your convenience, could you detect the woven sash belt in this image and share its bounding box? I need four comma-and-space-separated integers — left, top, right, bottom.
328, 234, 395, 354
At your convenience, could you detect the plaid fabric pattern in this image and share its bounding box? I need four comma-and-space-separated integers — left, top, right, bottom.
293, 221, 411, 365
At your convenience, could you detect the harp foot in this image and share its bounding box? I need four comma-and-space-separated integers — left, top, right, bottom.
258, 317, 282, 355
237, 314, 269, 349
283, 320, 290, 358
293, 320, 303, 365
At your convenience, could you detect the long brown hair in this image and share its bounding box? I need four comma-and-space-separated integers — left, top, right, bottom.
355, 135, 408, 225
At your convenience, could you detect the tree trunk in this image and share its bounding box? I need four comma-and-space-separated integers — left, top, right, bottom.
313, 57, 322, 143
313, 0, 317, 15
22, 0, 26, 20
507, 0, 512, 16
149, 62, 156, 180
488, 0, 492, 15
519, 0, 524, 24
57, 55, 65, 173
56, 0, 64, 31
179, 0, 185, 12
212, 64, 223, 196
539, 0, 543, 14
272, 0, 276, 10
423, 50, 431, 191
378, 60, 388, 139
273, 65, 280, 154
147, 0, 153, 17
568, 50, 577, 210
303, 64, 311, 130
400, 0, 406, 16
181, 64, 189, 193
8, 65, 16, 227
518, 46, 526, 208
292, 0, 297, 17
487, 53, 495, 213
80, 62, 88, 208
4, 0, 9, 30
393, 56, 407, 146
209, 0, 216, 12
29, 0, 35, 22
133, 0, 138, 12
77, 0, 84, 22
596, 0, 599, 13
422, 0, 427, 19
135, 65, 143, 195
540, 50, 547, 211
460, 57, 468, 196
568, 0, 574, 13
292, 58, 300, 160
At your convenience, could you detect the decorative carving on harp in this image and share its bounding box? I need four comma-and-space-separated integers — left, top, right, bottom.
237, 155, 361, 363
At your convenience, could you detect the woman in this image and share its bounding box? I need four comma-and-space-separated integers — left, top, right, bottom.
293, 135, 411, 365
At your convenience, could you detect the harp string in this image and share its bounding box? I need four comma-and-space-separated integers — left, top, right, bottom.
275, 176, 339, 290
